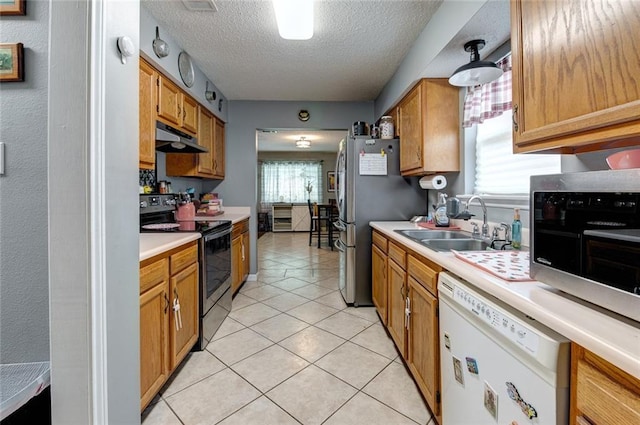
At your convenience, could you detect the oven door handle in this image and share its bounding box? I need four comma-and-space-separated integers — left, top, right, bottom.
204, 226, 232, 242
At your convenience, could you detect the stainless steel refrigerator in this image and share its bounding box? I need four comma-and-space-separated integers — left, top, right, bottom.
334, 134, 425, 306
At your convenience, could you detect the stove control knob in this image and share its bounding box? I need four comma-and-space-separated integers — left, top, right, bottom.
165, 199, 177, 206
140, 201, 148, 208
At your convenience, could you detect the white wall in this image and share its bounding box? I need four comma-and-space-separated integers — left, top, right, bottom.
48, 0, 140, 423
204, 101, 373, 274
0, 0, 50, 364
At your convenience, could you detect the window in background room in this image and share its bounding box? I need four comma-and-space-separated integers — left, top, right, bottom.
260, 160, 323, 203
463, 53, 560, 196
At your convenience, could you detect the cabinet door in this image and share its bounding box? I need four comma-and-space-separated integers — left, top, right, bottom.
157, 75, 181, 127
140, 282, 169, 410
139, 60, 157, 170
242, 231, 250, 281
169, 262, 199, 370
212, 118, 225, 179
181, 94, 198, 135
570, 343, 640, 425
372, 244, 388, 325
398, 85, 423, 173
387, 258, 406, 358
407, 276, 440, 416
231, 235, 242, 294
512, 0, 640, 153
196, 107, 214, 176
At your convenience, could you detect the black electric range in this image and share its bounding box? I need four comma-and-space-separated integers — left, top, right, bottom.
139, 194, 231, 234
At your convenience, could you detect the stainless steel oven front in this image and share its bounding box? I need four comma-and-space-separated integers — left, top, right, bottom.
530, 169, 640, 323
197, 222, 232, 350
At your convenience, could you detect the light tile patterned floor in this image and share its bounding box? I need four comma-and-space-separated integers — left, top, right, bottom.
142, 232, 434, 425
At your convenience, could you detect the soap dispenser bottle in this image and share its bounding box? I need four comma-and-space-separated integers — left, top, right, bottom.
512, 208, 522, 249
434, 193, 450, 227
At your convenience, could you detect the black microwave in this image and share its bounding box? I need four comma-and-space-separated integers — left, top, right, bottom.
530, 169, 640, 323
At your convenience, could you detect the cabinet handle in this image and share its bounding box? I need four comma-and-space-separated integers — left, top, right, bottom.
241, 241, 245, 261
405, 297, 411, 329
512, 104, 519, 132
183, 108, 186, 120
416, 149, 421, 161
164, 293, 169, 314
177, 105, 181, 117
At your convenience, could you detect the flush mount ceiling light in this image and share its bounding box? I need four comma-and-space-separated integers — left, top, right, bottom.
449, 39, 503, 87
296, 137, 311, 149
273, 0, 314, 40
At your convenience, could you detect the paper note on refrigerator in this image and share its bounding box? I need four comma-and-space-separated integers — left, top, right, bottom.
359, 153, 387, 175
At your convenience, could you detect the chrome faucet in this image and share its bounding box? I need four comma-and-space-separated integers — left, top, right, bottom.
453, 195, 490, 239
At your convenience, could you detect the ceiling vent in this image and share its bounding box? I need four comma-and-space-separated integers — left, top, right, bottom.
181, 0, 218, 12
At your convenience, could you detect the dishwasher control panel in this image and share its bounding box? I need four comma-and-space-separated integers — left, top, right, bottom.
452, 285, 540, 355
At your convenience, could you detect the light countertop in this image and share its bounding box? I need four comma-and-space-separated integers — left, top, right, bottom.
139, 233, 201, 261
193, 206, 250, 224
140, 207, 251, 261
370, 221, 640, 380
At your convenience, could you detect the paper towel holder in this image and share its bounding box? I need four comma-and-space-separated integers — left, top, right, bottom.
419, 175, 447, 190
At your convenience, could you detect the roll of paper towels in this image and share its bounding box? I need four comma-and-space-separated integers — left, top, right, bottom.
419, 175, 447, 190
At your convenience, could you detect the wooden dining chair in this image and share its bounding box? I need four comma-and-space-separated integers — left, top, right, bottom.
307, 200, 333, 249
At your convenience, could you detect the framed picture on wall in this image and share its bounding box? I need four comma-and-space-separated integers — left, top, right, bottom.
327, 171, 336, 192
0, 0, 26, 15
0, 43, 24, 82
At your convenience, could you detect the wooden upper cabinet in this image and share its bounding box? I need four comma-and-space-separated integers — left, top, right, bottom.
196, 107, 214, 176
397, 79, 460, 176
212, 117, 225, 179
166, 107, 226, 179
157, 74, 198, 137
511, 0, 640, 153
139, 59, 157, 170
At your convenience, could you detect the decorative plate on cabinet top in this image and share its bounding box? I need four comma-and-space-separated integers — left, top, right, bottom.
178, 51, 195, 88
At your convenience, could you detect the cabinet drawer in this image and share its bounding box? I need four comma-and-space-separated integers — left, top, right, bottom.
576, 359, 640, 424
408, 255, 438, 296
388, 241, 406, 269
140, 258, 169, 294
232, 218, 250, 239
372, 231, 388, 253
170, 243, 198, 275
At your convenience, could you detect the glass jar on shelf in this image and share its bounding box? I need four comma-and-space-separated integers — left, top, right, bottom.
380, 116, 394, 139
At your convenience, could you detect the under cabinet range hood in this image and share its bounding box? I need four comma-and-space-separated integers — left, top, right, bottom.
155, 121, 208, 154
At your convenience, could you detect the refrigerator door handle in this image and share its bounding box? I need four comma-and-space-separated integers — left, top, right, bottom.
334, 238, 346, 252
333, 220, 346, 232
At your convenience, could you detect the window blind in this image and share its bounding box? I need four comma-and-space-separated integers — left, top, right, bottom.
475, 113, 561, 195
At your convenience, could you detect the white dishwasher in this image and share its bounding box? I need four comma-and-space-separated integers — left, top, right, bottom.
438, 272, 570, 425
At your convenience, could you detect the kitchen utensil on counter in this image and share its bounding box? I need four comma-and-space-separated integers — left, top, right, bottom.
176, 192, 195, 221
152, 26, 170, 58
606, 148, 640, 169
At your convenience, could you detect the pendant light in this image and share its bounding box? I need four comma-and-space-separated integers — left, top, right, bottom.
296, 137, 311, 149
449, 39, 503, 87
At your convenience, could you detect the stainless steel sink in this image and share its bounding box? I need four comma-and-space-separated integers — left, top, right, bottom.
394, 229, 471, 241
422, 239, 492, 252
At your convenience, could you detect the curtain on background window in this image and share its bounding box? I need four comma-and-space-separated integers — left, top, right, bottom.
463, 54, 512, 128
260, 161, 323, 205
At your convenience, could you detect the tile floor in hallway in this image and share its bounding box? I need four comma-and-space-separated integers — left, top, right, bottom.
142, 232, 434, 425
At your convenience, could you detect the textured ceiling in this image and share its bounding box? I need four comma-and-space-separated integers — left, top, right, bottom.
142, 0, 443, 101
258, 129, 347, 152
141, 0, 511, 151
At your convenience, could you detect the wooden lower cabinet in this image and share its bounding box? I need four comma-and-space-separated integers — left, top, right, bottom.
139, 241, 199, 411
407, 275, 440, 417
139, 278, 169, 409
169, 262, 199, 369
231, 218, 250, 294
371, 244, 388, 325
387, 257, 407, 358
371, 230, 443, 422
570, 343, 640, 425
